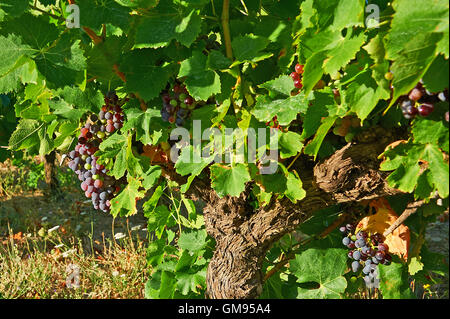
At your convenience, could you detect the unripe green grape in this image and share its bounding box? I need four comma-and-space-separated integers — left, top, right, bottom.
385, 72, 394, 81
97, 131, 105, 139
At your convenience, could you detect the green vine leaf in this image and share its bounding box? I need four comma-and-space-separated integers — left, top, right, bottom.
290, 248, 348, 299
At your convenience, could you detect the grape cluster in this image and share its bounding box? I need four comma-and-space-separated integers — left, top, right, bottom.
160, 83, 196, 127
399, 82, 448, 120
290, 63, 304, 94
67, 92, 126, 213
340, 224, 392, 284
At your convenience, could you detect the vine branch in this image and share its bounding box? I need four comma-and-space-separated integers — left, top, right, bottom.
263, 212, 349, 281
383, 199, 427, 237
221, 0, 233, 59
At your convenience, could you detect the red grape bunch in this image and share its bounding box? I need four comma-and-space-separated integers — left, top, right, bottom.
400, 82, 448, 120
67, 92, 126, 213
340, 224, 392, 286
161, 82, 196, 127
290, 63, 304, 94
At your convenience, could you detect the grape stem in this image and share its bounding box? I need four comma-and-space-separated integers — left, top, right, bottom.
221, 0, 233, 59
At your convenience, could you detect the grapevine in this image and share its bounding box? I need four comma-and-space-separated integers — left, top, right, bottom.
67, 92, 126, 212
0, 0, 448, 300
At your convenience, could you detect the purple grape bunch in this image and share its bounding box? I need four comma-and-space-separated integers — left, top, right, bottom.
400, 81, 448, 120
66, 92, 126, 213
160, 82, 196, 127
339, 224, 392, 284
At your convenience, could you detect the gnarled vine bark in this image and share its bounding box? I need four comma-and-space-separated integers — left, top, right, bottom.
202, 130, 404, 299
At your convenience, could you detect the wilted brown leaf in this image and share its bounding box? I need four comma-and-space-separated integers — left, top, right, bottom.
357, 198, 410, 261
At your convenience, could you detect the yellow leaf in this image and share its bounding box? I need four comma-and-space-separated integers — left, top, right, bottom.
356, 198, 410, 261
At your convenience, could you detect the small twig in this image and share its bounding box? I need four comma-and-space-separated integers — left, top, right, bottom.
30, 5, 65, 21
383, 199, 426, 237
286, 152, 301, 171
82, 26, 103, 45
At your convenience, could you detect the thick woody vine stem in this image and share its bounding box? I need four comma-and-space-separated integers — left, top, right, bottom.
197, 127, 406, 299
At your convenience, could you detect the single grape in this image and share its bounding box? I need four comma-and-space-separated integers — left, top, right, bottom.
94, 179, 103, 188
83, 171, 92, 179
384, 72, 394, 81
80, 128, 89, 137
162, 94, 171, 103
383, 254, 392, 265
184, 96, 194, 105
295, 64, 304, 74
445, 111, 449, 122
100, 192, 108, 201
294, 80, 303, 89
438, 92, 447, 102
290, 72, 300, 80
375, 251, 385, 261
176, 117, 184, 126
90, 114, 98, 122
85, 177, 93, 186
351, 261, 361, 273
339, 226, 347, 234
353, 250, 361, 261
90, 124, 99, 134
418, 103, 434, 116
105, 112, 112, 120
408, 88, 423, 101
365, 259, 372, 266
378, 243, 389, 252
99, 110, 105, 120
401, 100, 412, 111
342, 237, 351, 246
355, 239, 366, 248
106, 124, 115, 133
362, 265, 371, 275
406, 105, 418, 117
78, 136, 87, 144
346, 224, 354, 232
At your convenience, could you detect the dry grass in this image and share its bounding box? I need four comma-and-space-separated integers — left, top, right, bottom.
0, 228, 149, 299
